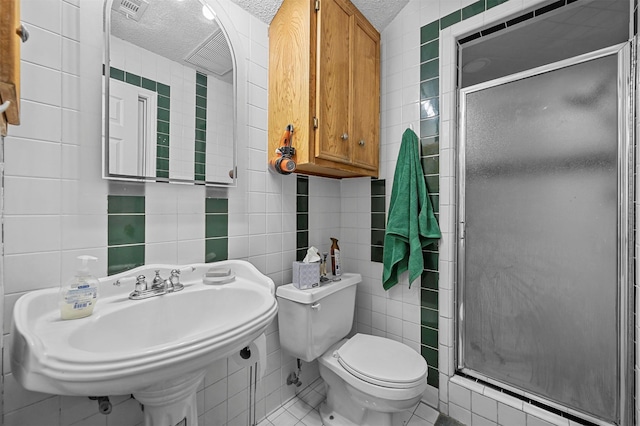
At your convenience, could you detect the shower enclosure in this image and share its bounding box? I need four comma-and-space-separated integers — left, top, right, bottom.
457, 43, 633, 425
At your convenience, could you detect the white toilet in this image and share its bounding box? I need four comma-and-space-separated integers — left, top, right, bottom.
276, 273, 428, 426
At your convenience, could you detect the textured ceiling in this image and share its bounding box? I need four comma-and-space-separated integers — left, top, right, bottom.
229, 0, 409, 31
111, 0, 233, 82
110, 0, 408, 82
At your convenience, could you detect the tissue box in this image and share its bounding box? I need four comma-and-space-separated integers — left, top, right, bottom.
292, 261, 320, 289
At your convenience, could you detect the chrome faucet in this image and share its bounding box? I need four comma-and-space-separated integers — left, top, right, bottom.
151, 270, 165, 291
113, 269, 186, 300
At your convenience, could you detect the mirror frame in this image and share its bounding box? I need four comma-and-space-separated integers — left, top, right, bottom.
102, 0, 245, 187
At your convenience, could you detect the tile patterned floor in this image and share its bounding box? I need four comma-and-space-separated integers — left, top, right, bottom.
258, 379, 441, 426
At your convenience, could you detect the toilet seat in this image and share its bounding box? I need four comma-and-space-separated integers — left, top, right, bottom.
335, 334, 428, 389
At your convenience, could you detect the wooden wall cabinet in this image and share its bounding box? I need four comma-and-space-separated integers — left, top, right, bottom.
268, 0, 380, 178
0, 0, 22, 136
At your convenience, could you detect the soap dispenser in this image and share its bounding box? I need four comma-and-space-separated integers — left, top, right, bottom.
59, 255, 99, 320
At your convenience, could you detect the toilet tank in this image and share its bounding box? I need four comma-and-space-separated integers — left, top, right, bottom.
276, 273, 361, 362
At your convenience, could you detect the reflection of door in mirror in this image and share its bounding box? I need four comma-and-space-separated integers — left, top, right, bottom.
106, 0, 236, 185
109, 79, 157, 177
205, 76, 234, 182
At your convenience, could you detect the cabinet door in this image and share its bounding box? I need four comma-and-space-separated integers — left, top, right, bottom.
268, 0, 314, 168
315, 0, 351, 164
0, 0, 21, 132
351, 16, 379, 171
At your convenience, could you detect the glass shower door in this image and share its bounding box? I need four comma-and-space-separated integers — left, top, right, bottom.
457, 44, 631, 425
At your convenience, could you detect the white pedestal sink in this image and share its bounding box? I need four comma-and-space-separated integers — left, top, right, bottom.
10, 260, 278, 426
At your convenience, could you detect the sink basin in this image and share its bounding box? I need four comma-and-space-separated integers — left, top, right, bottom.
69, 286, 267, 354
10, 260, 278, 398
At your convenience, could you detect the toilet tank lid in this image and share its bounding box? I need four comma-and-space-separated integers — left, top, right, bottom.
275, 273, 361, 304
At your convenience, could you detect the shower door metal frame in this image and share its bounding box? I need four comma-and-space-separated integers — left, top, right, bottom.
456, 42, 634, 426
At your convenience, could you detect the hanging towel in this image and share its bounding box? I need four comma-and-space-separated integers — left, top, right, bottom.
382, 128, 441, 290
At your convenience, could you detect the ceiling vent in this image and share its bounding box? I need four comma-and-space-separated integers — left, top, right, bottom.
111, 0, 149, 22
184, 30, 233, 78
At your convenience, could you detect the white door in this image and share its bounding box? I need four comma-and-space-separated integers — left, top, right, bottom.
457, 44, 632, 425
109, 79, 157, 177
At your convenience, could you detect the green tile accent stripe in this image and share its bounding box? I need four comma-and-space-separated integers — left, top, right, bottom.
156, 81, 170, 179
195, 72, 208, 182
205, 198, 228, 263
418, 0, 517, 389
420, 40, 439, 63
420, 21, 439, 44
440, 10, 461, 30
107, 195, 145, 276
110, 67, 170, 179
421, 59, 439, 82
296, 175, 309, 262
487, 0, 509, 8
419, 16, 442, 388
206, 198, 228, 213
108, 245, 145, 277
108, 195, 145, 214
125, 72, 141, 86
206, 238, 228, 264
462, 0, 486, 19
110, 67, 124, 81
371, 179, 386, 263
108, 215, 145, 246
458, 0, 579, 45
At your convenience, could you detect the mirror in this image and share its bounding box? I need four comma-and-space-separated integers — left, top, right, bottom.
103, 0, 237, 186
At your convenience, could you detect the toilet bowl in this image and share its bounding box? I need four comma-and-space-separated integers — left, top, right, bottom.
317, 334, 428, 426
275, 274, 428, 426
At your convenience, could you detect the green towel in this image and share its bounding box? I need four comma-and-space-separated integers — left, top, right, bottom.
382, 128, 441, 290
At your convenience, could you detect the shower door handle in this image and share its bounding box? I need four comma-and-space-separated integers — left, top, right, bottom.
459, 221, 465, 240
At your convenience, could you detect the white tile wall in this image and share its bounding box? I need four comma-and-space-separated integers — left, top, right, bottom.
1, 0, 335, 425
6, 0, 636, 425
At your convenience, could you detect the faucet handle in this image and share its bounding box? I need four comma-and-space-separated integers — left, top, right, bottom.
151, 270, 164, 289
135, 275, 147, 293
170, 269, 184, 291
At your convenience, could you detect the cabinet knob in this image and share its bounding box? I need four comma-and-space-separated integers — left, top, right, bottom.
358, 140, 365, 146
18, 24, 29, 43
340, 133, 348, 140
